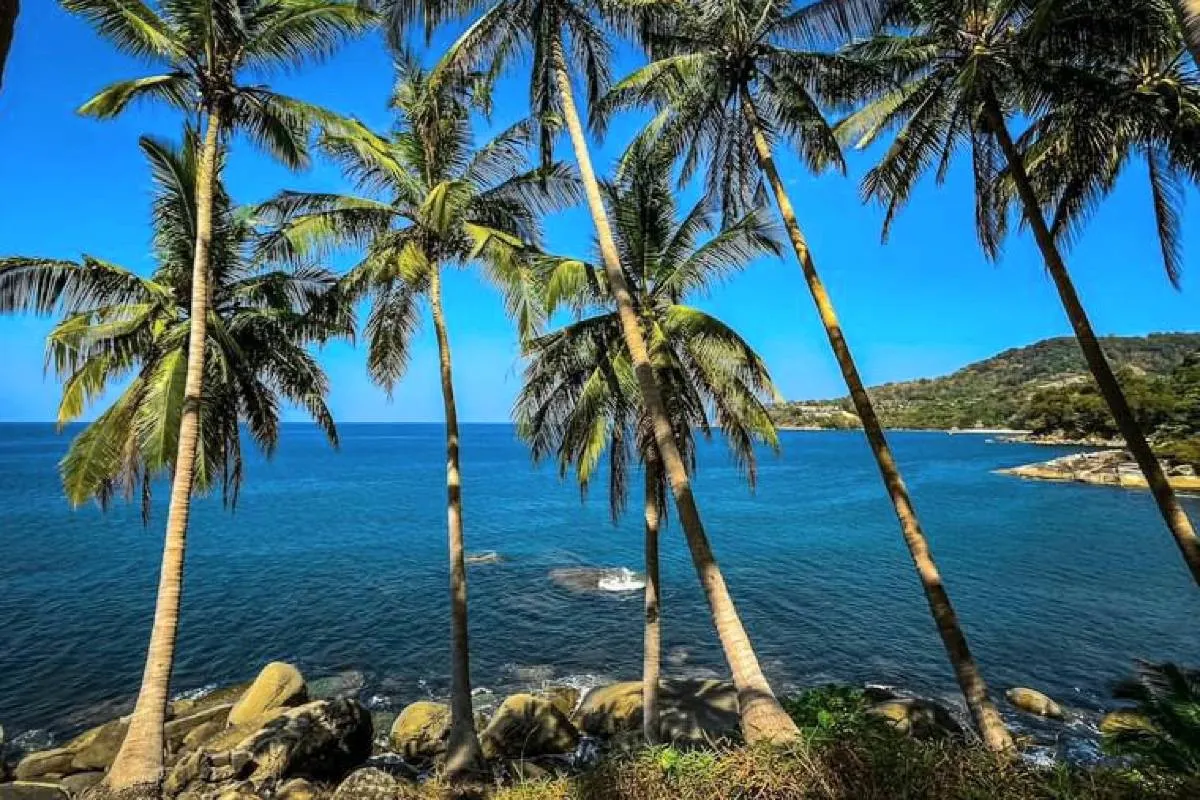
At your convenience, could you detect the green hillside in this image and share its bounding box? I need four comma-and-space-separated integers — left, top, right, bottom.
771, 333, 1200, 437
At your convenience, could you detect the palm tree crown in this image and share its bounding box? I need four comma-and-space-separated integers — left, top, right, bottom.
259, 60, 581, 378
69, 0, 373, 164
599, 0, 850, 221
518, 141, 783, 517
1006, 0, 1200, 287
0, 132, 347, 517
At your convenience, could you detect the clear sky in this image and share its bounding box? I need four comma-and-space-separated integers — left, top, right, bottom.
1, 2, 1197, 423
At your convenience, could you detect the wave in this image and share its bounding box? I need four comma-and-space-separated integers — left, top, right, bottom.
549, 566, 646, 593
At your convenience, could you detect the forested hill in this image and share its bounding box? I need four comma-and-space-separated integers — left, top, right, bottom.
771, 333, 1200, 433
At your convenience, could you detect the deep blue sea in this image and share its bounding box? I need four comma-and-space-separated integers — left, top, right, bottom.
2, 423, 1198, 756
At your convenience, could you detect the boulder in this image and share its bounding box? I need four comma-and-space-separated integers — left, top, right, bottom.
63, 718, 127, 773
574, 683, 643, 736
199, 709, 289, 754
868, 698, 962, 740
1005, 688, 1063, 719
58, 772, 103, 798
388, 702, 449, 761
0, 783, 69, 800
172, 683, 253, 719
228, 664, 307, 728
167, 705, 235, 753
1100, 710, 1157, 736
275, 778, 317, 800
658, 679, 740, 746
14, 750, 76, 781
574, 680, 740, 745
480, 694, 579, 759
541, 687, 580, 718
331, 767, 404, 800
182, 720, 228, 752
241, 699, 372, 785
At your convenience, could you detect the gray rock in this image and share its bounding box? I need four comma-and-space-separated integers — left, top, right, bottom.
0, 783, 69, 800
14, 749, 76, 781
388, 702, 449, 762
1005, 688, 1064, 719
574, 679, 740, 746
58, 772, 103, 798
331, 767, 403, 800
869, 698, 962, 740
242, 699, 372, 785
480, 694, 579, 759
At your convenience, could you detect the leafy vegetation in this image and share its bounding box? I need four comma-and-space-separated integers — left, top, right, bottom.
772, 334, 1200, 456
1103, 662, 1200, 775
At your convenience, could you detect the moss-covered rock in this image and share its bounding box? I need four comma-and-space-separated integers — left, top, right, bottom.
388, 702, 449, 762
541, 687, 580, 718
481, 694, 579, 759
1100, 710, 1157, 736
1005, 688, 1063, 719
868, 698, 962, 740
0, 782, 70, 800
228, 663, 307, 728
331, 767, 405, 800
574, 682, 642, 736
13, 749, 76, 781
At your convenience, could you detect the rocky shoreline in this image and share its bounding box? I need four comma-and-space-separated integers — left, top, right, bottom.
997, 448, 1200, 492
0, 663, 1152, 799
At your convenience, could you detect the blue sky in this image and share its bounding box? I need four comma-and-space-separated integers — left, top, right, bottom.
0, 3, 1197, 424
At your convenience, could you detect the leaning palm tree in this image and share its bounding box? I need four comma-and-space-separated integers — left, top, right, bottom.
600, 0, 1014, 752
517, 141, 784, 744
840, 0, 1200, 589
0, 132, 346, 517
60, 0, 371, 792
257, 61, 580, 778
409, 0, 803, 743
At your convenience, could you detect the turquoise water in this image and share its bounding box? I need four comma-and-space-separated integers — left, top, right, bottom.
1, 423, 1198, 753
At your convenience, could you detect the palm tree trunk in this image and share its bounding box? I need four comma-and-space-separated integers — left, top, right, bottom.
429, 265, 487, 778
642, 461, 662, 746
104, 108, 223, 795
743, 97, 1014, 754
550, 38, 799, 744
1174, 1, 1200, 67
983, 95, 1200, 588
0, 0, 16, 92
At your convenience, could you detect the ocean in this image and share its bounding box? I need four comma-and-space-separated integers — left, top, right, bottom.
1, 423, 1198, 758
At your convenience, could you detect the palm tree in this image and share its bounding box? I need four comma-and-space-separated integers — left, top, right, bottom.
413, 0, 803, 744
517, 141, 784, 744
0, 0, 15, 92
601, 0, 1013, 753
258, 61, 580, 778
840, 0, 1200, 589
60, 1, 370, 791
0, 132, 346, 517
